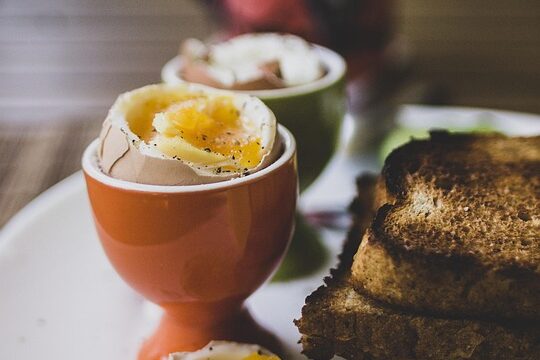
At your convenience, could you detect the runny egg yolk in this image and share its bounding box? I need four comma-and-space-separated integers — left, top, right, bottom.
243, 352, 280, 360
153, 96, 263, 169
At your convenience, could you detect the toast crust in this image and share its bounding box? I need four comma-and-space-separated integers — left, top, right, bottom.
352, 133, 540, 320
297, 275, 540, 360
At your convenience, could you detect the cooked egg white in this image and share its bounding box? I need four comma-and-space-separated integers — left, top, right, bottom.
168, 341, 280, 360
99, 83, 280, 185
151, 96, 265, 171
183, 33, 324, 88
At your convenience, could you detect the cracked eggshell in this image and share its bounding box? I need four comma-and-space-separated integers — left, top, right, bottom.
179, 33, 324, 91
98, 83, 281, 186
181, 59, 285, 91
179, 35, 287, 91
168, 340, 278, 360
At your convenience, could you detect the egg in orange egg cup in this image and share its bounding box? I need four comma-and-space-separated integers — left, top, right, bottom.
82, 85, 297, 360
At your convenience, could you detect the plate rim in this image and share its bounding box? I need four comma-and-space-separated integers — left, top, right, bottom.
401, 104, 540, 122
0, 172, 82, 249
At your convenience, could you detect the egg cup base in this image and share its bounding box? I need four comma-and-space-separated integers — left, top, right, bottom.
138, 307, 282, 360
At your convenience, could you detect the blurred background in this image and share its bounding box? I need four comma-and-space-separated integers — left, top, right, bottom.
1, 0, 539, 227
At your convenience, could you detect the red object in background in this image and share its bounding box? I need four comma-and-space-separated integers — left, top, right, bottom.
213, 0, 395, 82
223, 0, 317, 41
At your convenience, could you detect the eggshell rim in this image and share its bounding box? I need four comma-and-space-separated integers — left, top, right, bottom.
83, 125, 296, 193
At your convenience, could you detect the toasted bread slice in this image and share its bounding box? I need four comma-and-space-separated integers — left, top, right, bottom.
297, 166, 539, 359
351, 132, 540, 321
296, 275, 540, 360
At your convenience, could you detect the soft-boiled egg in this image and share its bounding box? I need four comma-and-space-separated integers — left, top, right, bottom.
98, 83, 280, 185
180, 33, 324, 90
168, 341, 280, 360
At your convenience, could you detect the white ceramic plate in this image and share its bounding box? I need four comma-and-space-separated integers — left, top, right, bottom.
1, 106, 539, 360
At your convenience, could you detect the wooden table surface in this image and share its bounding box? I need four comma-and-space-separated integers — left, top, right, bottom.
0, 0, 216, 227
1, 0, 539, 228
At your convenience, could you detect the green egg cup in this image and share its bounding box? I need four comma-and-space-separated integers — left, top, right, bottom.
257, 75, 347, 190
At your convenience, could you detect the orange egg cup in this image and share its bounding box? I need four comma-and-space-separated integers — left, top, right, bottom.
82, 126, 297, 360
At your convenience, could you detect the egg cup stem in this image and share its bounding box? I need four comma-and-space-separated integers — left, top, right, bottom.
138, 307, 282, 360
